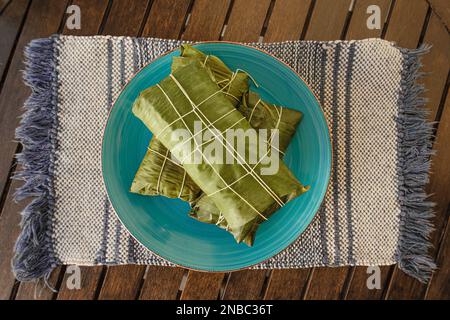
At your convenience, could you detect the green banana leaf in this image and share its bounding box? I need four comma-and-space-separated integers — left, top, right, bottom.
190, 92, 304, 246
132, 59, 308, 245
130, 45, 248, 201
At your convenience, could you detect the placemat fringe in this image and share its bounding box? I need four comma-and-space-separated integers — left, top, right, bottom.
396, 44, 436, 283
12, 36, 61, 282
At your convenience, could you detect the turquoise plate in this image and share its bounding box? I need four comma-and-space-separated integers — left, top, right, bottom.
102, 42, 331, 271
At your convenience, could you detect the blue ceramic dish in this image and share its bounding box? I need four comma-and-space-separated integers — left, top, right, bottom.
102, 42, 331, 271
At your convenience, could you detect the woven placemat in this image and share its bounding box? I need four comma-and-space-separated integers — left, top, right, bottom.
13, 35, 435, 283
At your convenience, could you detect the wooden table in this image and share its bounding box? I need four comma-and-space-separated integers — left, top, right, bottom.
0, 0, 448, 300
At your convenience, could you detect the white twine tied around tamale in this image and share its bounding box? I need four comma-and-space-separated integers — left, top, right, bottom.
150, 66, 246, 200
168, 73, 284, 208
166, 73, 286, 217
156, 82, 268, 220
155, 69, 242, 140
156, 149, 170, 193
206, 104, 283, 198
154, 69, 271, 165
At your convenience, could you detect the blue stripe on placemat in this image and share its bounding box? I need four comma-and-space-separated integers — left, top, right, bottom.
344, 43, 356, 264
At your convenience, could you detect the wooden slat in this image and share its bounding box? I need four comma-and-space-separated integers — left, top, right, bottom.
344, 266, 391, 300
304, 0, 352, 40
97, 265, 146, 300
102, 0, 150, 36
57, 266, 104, 300
63, 0, 110, 36
222, 270, 267, 300
383, 4, 450, 300
0, 0, 29, 81
345, 0, 391, 40
264, 269, 310, 300
421, 13, 450, 120
426, 88, 450, 299
304, 267, 349, 300
139, 267, 186, 300
222, 0, 272, 42
180, 272, 224, 300
0, 0, 69, 301
142, 0, 192, 39
0, 178, 27, 300
0, 0, 11, 12
263, 0, 312, 42
182, 0, 230, 41
384, 0, 429, 48
428, 0, 450, 30
427, 218, 450, 299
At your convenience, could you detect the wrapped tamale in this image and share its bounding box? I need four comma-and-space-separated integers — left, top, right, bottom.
132, 60, 308, 244
130, 45, 248, 201
189, 91, 304, 245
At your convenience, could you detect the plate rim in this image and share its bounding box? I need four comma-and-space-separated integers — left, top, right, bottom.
101, 40, 332, 272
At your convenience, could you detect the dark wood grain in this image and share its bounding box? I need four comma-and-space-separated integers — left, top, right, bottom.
139, 267, 186, 300
97, 265, 147, 300
304, 267, 349, 300
222, 0, 272, 42
0, 177, 27, 300
420, 13, 450, 121
425, 89, 450, 299
182, 0, 230, 41
0, 0, 69, 301
384, 0, 429, 48
63, 0, 110, 35
264, 269, 310, 300
345, 0, 391, 40
427, 218, 450, 299
263, 0, 312, 42
0, 0, 29, 82
142, 0, 192, 39
304, 0, 352, 40
428, 0, 450, 30
222, 270, 268, 300
102, 0, 150, 36
0, 0, 11, 12
344, 266, 392, 300
57, 266, 104, 300
180, 272, 225, 300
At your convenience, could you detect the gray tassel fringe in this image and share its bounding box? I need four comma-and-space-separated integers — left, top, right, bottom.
396, 44, 436, 283
12, 35, 60, 283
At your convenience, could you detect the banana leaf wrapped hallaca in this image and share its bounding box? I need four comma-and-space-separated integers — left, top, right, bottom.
132, 60, 308, 244
190, 91, 304, 245
130, 45, 248, 201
